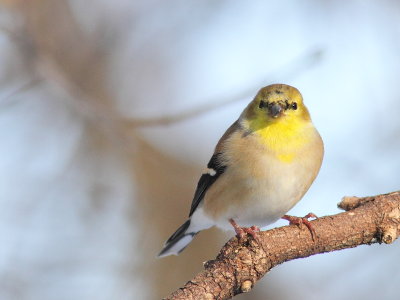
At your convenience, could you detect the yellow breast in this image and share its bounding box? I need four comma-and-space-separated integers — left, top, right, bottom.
246, 117, 314, 163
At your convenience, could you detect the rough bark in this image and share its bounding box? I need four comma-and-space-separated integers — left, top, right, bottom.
164, 191, 400, 300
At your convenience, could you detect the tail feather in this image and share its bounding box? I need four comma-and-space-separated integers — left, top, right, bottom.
158, 219, 198, 257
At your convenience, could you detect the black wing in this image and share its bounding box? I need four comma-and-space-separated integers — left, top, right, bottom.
188, 153, 227, 217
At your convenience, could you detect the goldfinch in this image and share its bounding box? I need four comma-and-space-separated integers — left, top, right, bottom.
158, 84, 324, 257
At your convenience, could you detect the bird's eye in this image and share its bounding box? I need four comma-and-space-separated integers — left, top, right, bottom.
291, 102, 297, 110
259, 100, 266, 109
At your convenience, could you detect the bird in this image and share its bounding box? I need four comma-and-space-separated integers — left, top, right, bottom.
158, 83, 324, 257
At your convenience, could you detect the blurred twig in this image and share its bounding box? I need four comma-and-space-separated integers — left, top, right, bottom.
126, 48, 324, 127
6, 0, 138, 150
4, 2, 324, 132
4, 1, 324, 148
0, 78, 42, 109
164, 191, 400, 300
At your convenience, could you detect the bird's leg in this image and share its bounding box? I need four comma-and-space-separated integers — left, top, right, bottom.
229, 219, 261, 241
242, 225, 261, 242
281, 213, 318, 241
250, 225, 261, 232
229, 218, 246, 239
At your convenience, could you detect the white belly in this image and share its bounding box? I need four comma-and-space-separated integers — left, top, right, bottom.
199, 123, 323, 232
212, 157, 313, 230
203, 141, 322, 231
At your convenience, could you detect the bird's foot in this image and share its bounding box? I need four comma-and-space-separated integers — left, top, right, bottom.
281, 213, 318, 241
229, 219, 261, 241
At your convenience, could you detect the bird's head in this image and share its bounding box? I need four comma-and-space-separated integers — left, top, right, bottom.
241, 84, 311, 129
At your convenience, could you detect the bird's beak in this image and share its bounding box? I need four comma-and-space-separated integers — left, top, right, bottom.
268, 103, 284, 118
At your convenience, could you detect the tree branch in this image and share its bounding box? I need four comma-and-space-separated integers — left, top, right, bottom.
164, 191, 400, 300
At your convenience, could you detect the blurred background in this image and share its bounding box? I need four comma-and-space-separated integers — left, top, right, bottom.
0, 0, 399, 299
